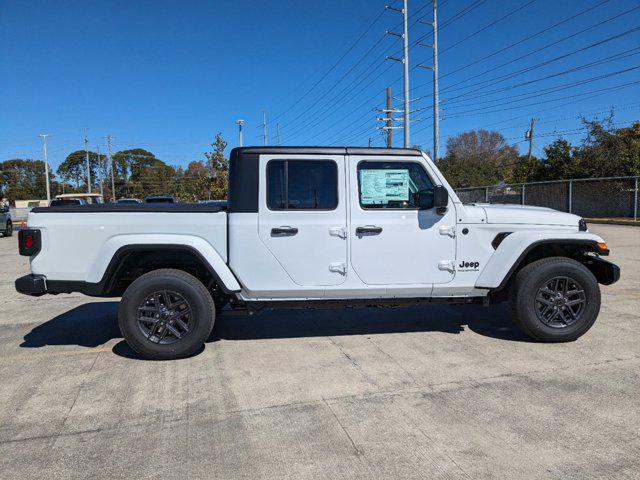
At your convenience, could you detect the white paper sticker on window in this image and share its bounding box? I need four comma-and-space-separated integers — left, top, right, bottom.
360, 169, 410, 205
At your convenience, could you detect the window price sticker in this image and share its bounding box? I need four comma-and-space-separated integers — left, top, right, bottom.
360, 169, 409, 204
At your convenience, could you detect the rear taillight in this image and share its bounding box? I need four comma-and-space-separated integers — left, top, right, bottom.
18, 229, 41, 256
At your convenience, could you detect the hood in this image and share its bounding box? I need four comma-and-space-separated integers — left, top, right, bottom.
480, 204, 580, 226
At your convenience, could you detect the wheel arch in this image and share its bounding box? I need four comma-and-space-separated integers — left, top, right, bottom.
477, 234, 610, 292
93, 242, 241, 296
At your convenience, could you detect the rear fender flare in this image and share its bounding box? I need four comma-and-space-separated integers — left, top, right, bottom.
86, 234, 241, 293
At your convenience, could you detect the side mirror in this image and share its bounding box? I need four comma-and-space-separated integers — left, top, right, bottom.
416, 190, 434, 210
433, 185, 449, 214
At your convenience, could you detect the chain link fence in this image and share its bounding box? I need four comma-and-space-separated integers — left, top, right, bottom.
455, 176, 639, 221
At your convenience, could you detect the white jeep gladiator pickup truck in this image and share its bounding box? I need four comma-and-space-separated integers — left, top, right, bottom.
16, 147, 620, 360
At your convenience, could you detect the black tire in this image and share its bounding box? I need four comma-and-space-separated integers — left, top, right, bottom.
3, 221, 11, 237
118, 268, 215, 360
509, 256, 600, 342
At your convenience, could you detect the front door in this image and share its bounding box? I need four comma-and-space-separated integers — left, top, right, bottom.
258, 155, 348, 286
348, 155, 456, 285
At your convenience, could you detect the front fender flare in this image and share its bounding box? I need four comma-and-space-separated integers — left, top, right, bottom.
475, 231, 606, 290
86, 234, 241, 293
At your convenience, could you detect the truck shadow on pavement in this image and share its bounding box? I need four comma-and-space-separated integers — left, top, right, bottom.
20, 301, 532, 360
20, 302, 121, 349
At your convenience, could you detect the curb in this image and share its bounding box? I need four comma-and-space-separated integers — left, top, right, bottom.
586, 218, 640, 227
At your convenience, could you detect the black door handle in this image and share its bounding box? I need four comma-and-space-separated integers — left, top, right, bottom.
356, 225, 383, 235
271, 226, 298, 236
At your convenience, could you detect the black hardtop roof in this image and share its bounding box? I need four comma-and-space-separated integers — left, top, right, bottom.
231, 146, 422, 157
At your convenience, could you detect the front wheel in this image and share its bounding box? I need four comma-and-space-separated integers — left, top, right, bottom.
118, 269, 216, 360
509, 257, 601, 342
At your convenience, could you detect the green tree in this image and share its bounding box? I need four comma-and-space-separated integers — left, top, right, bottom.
511, 155, 542, 183
0, 159, 57, 203
182, 160, 211, 201
204, 133, 229, 199
57, 150, 98, 187
574, 117, 640, 178
112, 149, 160, 181
437, 129, 519, 187
132, 162, 180, 199
535, 138, 580, 180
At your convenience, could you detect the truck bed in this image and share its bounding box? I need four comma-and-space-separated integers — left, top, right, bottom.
26, 206, 228, 282
32, 203, 225, 213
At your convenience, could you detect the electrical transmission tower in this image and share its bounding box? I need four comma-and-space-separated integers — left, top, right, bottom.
417, 0, 440, 161
385, 0, 410, 147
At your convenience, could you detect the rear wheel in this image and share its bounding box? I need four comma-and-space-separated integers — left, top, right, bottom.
509, 257, 600, 342
118, 269, 215, 360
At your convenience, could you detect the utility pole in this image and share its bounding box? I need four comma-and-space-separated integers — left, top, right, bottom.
385, 1, 410, 147
433, 0, 439, 161
96, 144, 104, 198
84, 128, 91, 193
402, 0, 410, 148
262, 111, 267, 146
417, 0, 440, 161
376, 87, 402, 145
526, 117, 535, 161
38, 134, 51, 203
236, 119, 244, 146
386, 87, 392, 147
276, 123, 281, 145
104, 135, 115, 202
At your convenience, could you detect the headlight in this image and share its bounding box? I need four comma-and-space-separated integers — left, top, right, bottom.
578, 218, 588, 231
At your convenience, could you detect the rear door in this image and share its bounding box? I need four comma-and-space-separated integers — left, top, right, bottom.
258, 155, 348, 286
348, 154, 457, 285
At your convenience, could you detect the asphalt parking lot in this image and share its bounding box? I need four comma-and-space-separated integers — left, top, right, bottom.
0, 224, 638, 479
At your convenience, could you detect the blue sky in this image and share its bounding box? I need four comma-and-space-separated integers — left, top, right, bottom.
1, 0, 639, 171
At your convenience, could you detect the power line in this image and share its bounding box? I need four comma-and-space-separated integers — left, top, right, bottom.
269, 6, 389, 125
277, 36, 392, 139
439, 0, 538, 56
278, 0, 439, 137
439, 48, 640, 110
412, 75, 640, 140
284, 0, 478, 143
441, 70, 640, 120
435, 3, 640, 97
433, 0, 611, 85
444, 27, 640, 106
278, 2, 446, 141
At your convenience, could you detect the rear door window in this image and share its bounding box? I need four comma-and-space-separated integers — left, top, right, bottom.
267, 160, 338, 210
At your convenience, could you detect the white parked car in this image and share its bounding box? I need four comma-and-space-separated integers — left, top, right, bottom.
15, 147, 619, 359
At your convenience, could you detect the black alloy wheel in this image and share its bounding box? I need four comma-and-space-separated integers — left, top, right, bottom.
137, 290, 193, 344
534, 276, 586, 328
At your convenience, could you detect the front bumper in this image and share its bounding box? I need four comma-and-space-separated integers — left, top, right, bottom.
15, 274, 47, 296
584, 256, 620, 285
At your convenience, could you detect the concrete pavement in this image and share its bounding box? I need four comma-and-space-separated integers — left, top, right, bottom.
0, 224, 638, 479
